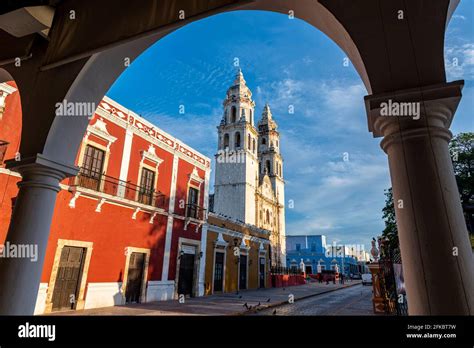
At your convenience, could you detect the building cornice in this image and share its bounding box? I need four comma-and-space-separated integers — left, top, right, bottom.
101, 97, 210, 164
207, 223, 270, 245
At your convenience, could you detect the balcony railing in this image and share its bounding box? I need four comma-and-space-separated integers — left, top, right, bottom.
69, 167, 167, 209
185, 203, 206, 220
270, 266, 301, 275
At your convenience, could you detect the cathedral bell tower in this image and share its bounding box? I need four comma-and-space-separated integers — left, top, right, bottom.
257, 104, 286, 265
213, 69, 259, 224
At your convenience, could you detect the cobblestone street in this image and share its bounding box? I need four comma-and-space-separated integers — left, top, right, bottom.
49, 281, 365, 316
253, 283, 374, 316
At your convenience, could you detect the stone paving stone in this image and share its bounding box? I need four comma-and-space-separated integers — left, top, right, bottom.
49, 280, 363, 316
253, 284, 375, 316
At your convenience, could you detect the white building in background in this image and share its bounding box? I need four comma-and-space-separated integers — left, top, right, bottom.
212, 70, 286, 266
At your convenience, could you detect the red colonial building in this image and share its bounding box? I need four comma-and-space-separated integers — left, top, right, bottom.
0, 82, 210, 314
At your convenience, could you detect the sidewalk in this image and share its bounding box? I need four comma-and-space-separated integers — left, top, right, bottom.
50, 280, 362, 316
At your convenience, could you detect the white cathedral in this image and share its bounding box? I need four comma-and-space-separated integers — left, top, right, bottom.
212, 70, 286, 266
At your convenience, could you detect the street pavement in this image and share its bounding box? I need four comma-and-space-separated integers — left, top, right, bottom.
252, 283, 374, 316
49, 280, 369, 316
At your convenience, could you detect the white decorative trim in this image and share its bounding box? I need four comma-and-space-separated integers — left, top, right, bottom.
184, 219, 191, 231
215, 232, 228, 247
84, 282, 124, 309
117, 126, 134, 197
0, 167, 21, 178
33, 283, 48, 315
240, 237, 251, 252
70, 185, 167, 215
0, 82, 17, 118
208, 212, 271, 235
0, 82, 17, 95
95, 198, 106, 212
69, 191, 81, 208
132, 207, 140, 219
146, 281, 175, 302
87, 117, 117, 145
161, 216, 174, 281
98, 96, 210, 170
189, 167, 204, 184
141, 144, 163, 168
161, 154, 179, 281
198, 224, 209, 296
208, 224, 270, 246
149, 212, 158, 224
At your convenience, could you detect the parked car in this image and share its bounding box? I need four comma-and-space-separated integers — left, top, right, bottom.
361, 273, 372, 285
351, 273, 362, 280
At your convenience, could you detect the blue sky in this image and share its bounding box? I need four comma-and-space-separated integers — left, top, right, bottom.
108, 3, 474, 247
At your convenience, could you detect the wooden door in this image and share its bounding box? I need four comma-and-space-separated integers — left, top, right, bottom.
259, 257, 265, 288
125, 252, 145, 303
178, 252, 195, 296
213, 252, 224, 292
51, 246, 86, 311
239, 255, 247, 290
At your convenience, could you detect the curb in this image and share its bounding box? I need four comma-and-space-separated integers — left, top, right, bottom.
237, 281, 363, 316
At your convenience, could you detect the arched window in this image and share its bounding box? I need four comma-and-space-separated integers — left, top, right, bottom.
265, 160, 271, 174
266, 210, 270, 224
223, 133, 229, 149
279, 164, 282, 176
241, 108, 246, 119
252, 139, 256, 153
259, 162, 262, 174
231, 106, 237, 123
276, 140, 279, 147
235, 132, 241, 149
250, 110, 253, 125
247, 134, 251, 149
224, 109, 228, 124
262, 137, 266, 145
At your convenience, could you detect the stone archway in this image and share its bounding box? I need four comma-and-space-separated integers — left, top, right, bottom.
0, 0, 471, 315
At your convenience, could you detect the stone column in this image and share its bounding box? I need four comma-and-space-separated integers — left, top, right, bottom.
365, 81, 474, 315
0, 154, 77, 315
198, 223, 208, 296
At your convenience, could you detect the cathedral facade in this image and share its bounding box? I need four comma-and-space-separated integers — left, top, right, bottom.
213, 70, 286, 267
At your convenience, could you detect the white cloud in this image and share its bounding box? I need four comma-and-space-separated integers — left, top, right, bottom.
284, 147, 390, 244
452, 15, 467, 21
445, 43, 474, 80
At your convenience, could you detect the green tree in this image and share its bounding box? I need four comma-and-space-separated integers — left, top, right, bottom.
381, 132, 474, 253
449, 132, 474, 234
381, 187, 399, 252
